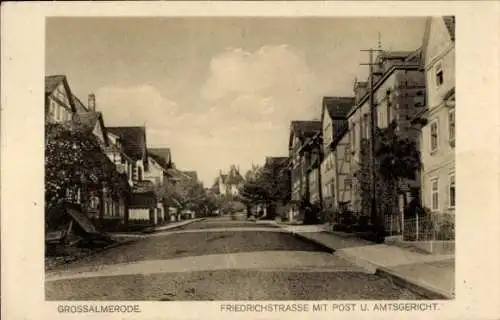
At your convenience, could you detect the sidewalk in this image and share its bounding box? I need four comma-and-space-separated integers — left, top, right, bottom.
263, 220, 455, 299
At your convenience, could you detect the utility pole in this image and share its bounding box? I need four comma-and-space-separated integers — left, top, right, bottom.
360, 45, 382, 229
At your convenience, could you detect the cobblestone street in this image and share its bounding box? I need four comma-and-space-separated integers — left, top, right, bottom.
45, 217, 424, 300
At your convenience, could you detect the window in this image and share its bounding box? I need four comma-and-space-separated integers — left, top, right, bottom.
431, 178, 439, 211
363, 114, 369, 138
387, 103, 392, 126
49, 101, 55, 117
132, 164, 138, 180
138, 166, 143, 180
430, 120, 439, 153
449, 174, 455, 208
351, 123, 356, 151
345, 179, 352, 190
448, 109, 455, 144
344, 145, 351, 162
55, 105, 60, 121
435, 63, 444, 86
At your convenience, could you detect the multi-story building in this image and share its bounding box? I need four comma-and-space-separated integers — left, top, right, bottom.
303, 132, 323, 215
215, 165, 244, 197
347, 50, 426, 217
412, 16, 455, 216
107, 126, 157, 224
145, 148, 175, 224
320, 96, 356, 219
45, 75, 77, 123
45, 78, 132, 228
287, 120, 322, 221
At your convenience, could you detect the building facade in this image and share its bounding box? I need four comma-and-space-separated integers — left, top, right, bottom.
107, 126, 156, 223
288, 120, 322, 221
320, 96, 356, 218
45, 75, 77, 124
216, 165, 244, 197
414, 17, 455, 216
347, 50, 426, 217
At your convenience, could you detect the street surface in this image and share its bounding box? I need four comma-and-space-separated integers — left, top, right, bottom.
45, 215, 423, 300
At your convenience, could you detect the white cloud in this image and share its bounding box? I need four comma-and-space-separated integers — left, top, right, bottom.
95, 84, 180, 128
94, 45, 324, 185
201, 45, 323, 125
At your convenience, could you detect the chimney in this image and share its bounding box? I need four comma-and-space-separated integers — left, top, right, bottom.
354, 81, 368, 105
88, 93, 96, 111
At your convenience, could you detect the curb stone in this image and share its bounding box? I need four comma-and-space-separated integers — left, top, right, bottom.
45, 238, 139, 272
148, 218, 207, 233
284, 227, 453, 300
334, 250, 378, 274
289, 231, 335, 254
375, 267, 453, 300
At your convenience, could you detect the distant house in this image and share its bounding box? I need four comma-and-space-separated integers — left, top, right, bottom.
215, 165, 245, 197
45, 75, 77, 123
288, 120, 322, 222
320, 96, 355, 218
145, 148, 175, 224
107, 126, 156, 224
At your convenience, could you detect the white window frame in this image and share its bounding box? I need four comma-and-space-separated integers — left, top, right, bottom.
363, 114, 369, 139
344, 144, 351, 162
448, 109, 455, 145
449, 173, 455, 209
345, 178, 352, 190
429, 119, 439, 154
431, 178, 439, 211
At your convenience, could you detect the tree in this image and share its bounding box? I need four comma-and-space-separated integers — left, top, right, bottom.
239, 162, 290, 219
353, 121, 420, 233
45, 122, 125, 212
376, 121, 421, 230
156, 179, 211, 217
375, 121, 421, 182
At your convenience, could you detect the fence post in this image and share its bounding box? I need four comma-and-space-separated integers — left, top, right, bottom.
416, 211, 419, 241
401, 207, 404, 236
390, 215, 393, 235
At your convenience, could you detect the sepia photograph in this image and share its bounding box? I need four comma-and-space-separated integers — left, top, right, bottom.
42, 16, 457, 302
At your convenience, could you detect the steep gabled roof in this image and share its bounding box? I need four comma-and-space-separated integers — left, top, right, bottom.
107, 126, 147, 161
225, 171, 244, 185
443, 16, 455, 41
45, 75, 66, 94
73, 111, 101, 130
219, 174, 228, 183
148, 148, 172, 170
323, 96, 355, 120
289, 120, 322, 149
72, 95, 89, 113
182, 170, 198, 181
72, 111, 109, 146
291, 120, 322, 137
45, 75, 77, 113
265, 156, 289, 167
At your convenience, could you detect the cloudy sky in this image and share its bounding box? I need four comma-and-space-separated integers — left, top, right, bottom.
46, 17, 426, 186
